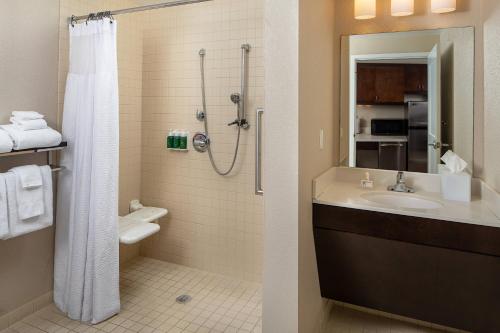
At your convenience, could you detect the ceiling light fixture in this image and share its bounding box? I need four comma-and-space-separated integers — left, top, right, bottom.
355, 0, 376, 20
431, 0, 456, 13
391, 0, 414, 16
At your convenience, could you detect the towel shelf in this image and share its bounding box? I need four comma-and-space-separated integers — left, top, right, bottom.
0, 142, 67, 158
0, 142, 67, 174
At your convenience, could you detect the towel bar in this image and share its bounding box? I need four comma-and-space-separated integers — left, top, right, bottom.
0, 142, 67, 175
50, 165, 64, 173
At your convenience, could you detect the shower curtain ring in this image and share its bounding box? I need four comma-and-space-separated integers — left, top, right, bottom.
70, 15, 76, 27
86, 13, 95, 25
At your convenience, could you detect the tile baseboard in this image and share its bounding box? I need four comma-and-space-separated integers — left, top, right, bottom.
0, 291, 53, 330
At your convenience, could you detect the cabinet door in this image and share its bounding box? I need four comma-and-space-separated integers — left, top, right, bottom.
435, 249, 500, 333
357, 64, 376, 104
405, 64, 428, 93
314, 229, 439, 322
375, 65, 405, 103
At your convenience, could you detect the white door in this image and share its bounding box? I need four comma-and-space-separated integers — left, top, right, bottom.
427, 45, 441, 173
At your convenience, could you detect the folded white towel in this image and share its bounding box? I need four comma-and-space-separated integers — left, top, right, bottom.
0, 174, 9, 239
10, 117, 48, 131
4, 166, 53, 239
0, 125, 62, 150
11, 111, 44, 120
11, 165, 43, 188
10, 165, 44, 220
0, 129, 13, 153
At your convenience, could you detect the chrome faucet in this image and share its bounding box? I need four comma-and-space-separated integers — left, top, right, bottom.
388, 171, 415, 193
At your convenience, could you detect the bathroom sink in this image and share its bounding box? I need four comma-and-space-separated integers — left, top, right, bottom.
361, 192, 443, 210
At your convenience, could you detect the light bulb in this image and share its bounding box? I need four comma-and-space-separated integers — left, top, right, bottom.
431, 0, 456, 13
355, 0, 376, 20
391, 0, 414, 16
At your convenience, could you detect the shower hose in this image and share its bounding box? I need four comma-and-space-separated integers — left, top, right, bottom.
199, 49, 242, 176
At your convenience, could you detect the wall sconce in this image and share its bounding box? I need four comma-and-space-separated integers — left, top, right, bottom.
391, 0, 414, 16
431, 0, 456, 13
355, 0, 376, 20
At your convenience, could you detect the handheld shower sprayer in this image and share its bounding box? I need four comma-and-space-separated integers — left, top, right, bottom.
195, 44, 251, 176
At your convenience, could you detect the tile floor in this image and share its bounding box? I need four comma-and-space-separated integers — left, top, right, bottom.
1, 257, 465, 333
2, 257, 262, 333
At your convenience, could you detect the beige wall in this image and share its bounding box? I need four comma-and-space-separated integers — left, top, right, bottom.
0, 0, 60, 317
298, 0, 336, 333
440, 27, 475, 170
483, 0, 500, 193
262, 0, 299, 331
138, 0, 264, 282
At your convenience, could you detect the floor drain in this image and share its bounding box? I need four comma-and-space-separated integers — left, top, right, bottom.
176, 294, 192, 304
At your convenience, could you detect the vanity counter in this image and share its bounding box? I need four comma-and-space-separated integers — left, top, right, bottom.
313, 167, 500, 229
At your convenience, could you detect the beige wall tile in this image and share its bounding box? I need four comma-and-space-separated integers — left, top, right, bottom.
138, 0, 264, 282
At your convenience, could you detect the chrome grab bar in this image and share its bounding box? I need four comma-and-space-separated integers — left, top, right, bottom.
255, 108, 264, 195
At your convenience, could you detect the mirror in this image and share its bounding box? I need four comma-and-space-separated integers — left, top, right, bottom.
339, 27, 474, 174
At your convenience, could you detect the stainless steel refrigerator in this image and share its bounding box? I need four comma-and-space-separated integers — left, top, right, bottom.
407, 101, 428, 173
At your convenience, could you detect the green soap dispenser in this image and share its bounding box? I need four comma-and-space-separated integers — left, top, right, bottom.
167, 129, 174, 148
180, 130, 188, 150
172, 130, 180, 149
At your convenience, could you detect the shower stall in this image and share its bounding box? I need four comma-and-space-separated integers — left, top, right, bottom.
56, 0, 264, 328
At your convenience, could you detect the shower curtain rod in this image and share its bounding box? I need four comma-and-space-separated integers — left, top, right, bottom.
69, 0, 213, 23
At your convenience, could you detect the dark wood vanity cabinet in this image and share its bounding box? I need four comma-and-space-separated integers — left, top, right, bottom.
313, 204, 500, 333
357, 64, 427, 105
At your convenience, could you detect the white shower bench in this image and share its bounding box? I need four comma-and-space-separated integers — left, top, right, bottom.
119, 207, 167, 245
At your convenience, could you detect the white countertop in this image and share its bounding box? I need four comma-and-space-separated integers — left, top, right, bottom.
313, 167, 500, 229
356, 134, 408, 143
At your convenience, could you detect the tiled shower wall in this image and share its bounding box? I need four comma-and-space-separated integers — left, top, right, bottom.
58, 0, 264, 281
139, 0, 264, 282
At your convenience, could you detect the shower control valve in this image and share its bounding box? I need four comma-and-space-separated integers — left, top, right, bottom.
240, 119, 250, 129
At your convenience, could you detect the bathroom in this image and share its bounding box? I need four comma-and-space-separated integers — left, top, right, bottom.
1, 0, 500, 333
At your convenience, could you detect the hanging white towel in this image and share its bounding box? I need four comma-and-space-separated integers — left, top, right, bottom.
0, 129, 13, 153
4, 166, 53, 239
10, 165, 44, 220
11, 111, 44, 120
0, 174, 9, 239
0, 125, 62, 150
11, 165, 43, 188
10, 117, 48, 131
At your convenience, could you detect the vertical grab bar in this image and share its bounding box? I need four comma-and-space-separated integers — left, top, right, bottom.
240, 44, 251, 123
255, 108, 264, 195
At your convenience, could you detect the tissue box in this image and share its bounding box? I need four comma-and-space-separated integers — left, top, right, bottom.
438, 164, 471, 202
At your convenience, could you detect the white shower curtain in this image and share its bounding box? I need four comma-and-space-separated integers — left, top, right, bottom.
54, 18, 120, 324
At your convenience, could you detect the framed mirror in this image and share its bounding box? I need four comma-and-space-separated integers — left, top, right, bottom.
339, 27, 474, 174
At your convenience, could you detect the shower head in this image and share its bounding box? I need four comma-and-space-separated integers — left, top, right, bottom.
199, 49, 206, 56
